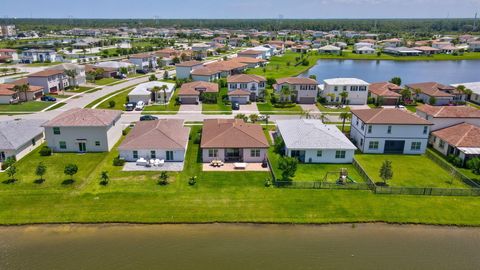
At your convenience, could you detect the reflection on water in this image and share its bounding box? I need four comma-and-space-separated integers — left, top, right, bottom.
1, 223, 479, 270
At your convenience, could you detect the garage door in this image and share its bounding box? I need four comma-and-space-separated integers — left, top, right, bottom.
298, 97, 316, 104
180, 97, 198, 104
384, 140, 405, 154
382, 98, 398, 105
230, 96, 248, 104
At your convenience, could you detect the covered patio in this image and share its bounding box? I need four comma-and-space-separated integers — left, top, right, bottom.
123, 161, 184, 172
202, 162, 269, 172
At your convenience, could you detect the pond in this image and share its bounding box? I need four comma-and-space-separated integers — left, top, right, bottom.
1, 223, 479, 270
299, 59, 480, 85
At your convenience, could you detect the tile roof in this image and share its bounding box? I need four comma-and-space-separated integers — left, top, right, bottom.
276, 77, 318, 85
191, 67, 219, 76
228, 89, 251, 96
227, 74, 266, 83
178, 81, 218, 96
237, 49, 263, 55
201, 119, 269, 148
405, 82, 455, 97
352, 108, 432, 125
0, 83, 43, 94
205, 60, 247, 72
230, 57, 267, 64
118, 119, 190, 151
175, 60, 203, 67
369, 82, 402, 97
43, 108, 121, 127
28, 70, 65, 77
277, 119, 356, 150
0, 119, 46, 150
416, 104, 480, 118
432, 123, 480, 148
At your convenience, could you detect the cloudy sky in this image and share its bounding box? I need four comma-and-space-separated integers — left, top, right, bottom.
2, 0, 479, 19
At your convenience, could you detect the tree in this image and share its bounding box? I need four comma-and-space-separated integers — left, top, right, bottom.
119, 67, 128, 75
160, 84, 169, 106
309, 74, 317, 80
379, 160, 393, 185
466, 157, 480, 175
339, 112, 351, 132
235, 113, 248, 122
35, 162, 47, 182
428, 96, 437, 105
278, 156, 298, 180
339, 91, 349, 104
158, 171, 169, 185
12, 84, 30, 103
327, 93, 336, 103
64, 164, 78, 181
279, 85, 292, 103
400, 88, 412, 103
389, 77, 402, 86
6, 165, 17, 182
65, 69, 78, 88
150, 86, 161, 103
108, 100, 116, 108
456, 85, 473, 99
100, 171, 109, 185
149, 74, 157, 81
413, 88, 422, 100
273, 136, 285, 155
249, 114, 259, 123
163, 70, 169, 80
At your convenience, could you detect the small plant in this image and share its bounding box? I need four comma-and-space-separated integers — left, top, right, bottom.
188, 176, 197, 186
5, 164, 17, 183
264, 178, 272, 187
39, 146, 52, 156
35, 162, 47, 184
113, 157, 126, 166
1, 156, 16, 170
278, 156, 298, 181
158, 171, 169, 185
64, 164, 78, 183
379, 160, 393, 186
108, 100, 116, 108
100, 171, 109, 185
148, 74, 157, 81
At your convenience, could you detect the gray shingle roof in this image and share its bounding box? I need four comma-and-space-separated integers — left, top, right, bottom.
276, 119, 356, 150
0, 119, 46, 150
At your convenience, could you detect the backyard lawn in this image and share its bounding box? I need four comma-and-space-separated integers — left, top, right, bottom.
202, 88, 232, 114
354, 154, 470, 188
0, 101, 53, 112
143, 89, 180, 114
247, 51, 322, 78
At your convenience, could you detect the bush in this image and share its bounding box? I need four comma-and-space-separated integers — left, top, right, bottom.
264, 178, 272, 187
193, 132, 202, 144
39, 146, 52, 156
188, 176, 197, 186
447, 154, 463, 167
113, 157, 126, 166
108, 100, 116, 108
1, 156, 16, 170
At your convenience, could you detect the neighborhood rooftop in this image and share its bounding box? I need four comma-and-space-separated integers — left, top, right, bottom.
201, 119, 269, 148
352, 108, 432, 125
417, 104, 480, 118
0, 119, 46, 150
323, 78, 369, 85
432, 123, 480, 150
43, 108, 121, 127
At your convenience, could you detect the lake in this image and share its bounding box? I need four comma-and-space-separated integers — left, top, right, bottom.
299, 59, 480, 85
1, 223, 479, 270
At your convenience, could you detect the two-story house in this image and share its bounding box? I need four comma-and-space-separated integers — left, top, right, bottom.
21, 49, 57, 63
273, 77, 319, 104
415, 104, 480, 131
350, 108, 432, 154
47, 63, 86, 87
27, 70, 69, 94
227, 74, 266, 104
0, 49, 18, 63
175, 60, 204, 80
129, 53, 158, 72
405, 82, 458, 105
321, 78, 369, 105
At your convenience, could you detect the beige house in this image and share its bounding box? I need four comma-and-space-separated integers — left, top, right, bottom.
227, 74, 266, 104
430, 123, 480, 164
368, 82, 402, 105
273, 77, 319, 104
0, 83, 43, 104
178, 81, 219, 104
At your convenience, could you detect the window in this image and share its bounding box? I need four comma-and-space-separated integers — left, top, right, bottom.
387, 126, 392, 134
334, 86, 338, 92
343, 86, 347, 91
351, 86, 358, 91
229, 84, 236, 89
150, 150, 156, 159
411, 142, 421, 151
369, 141, 379, 150
335, 150, 346, 159
31, 138, 36, 146
361, 123, 365, 130
423, 126, 428, 134
316, 150, 322, 157
208, 149, 218, 158
368, 125, 372, 133
53, 127, 60, 135
133, 151, 138, 159
59, 141, 66, 149
360, 138, 363, 146
359, 86, 367, 91
166, 151, 174, 161
439, 140, 445, 148
95, 141, 100, 146
240, 83, 247, 89
251, 149, 261, 157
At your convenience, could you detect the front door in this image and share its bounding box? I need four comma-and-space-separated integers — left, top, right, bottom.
166, 151, 174, 161
78, 142, 87, 153
384, 140, 405, 154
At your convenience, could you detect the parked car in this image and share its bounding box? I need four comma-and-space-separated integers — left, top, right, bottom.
140, 115, 158, 121
135, 101, 145, 111
232, 101, 240, 110
258, 114, 268, 121
125, 102, 136, 111
114, 73, 127, 79
136, 69, 148, 74
41, 96, 57, 102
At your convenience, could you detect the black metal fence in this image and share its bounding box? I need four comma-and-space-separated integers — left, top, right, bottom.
274, 180, 371, 190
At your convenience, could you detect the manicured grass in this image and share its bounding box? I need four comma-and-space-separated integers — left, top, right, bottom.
94, 78, 121, 85
316, 104, 350, 112
143, 90, 180, 114
27, 62, 62, 67
405, 105, 417, 112
69, 86, 95, 93
247, 51, 322, 78
355, 154, 470, 188
95, 87, 134, 110
2, 128, 480, 225
0, 101, 53, 112
201, 88, 232, 113
468, 102, 480, 110
256, 89, 303, 114
45, 102, 66, 111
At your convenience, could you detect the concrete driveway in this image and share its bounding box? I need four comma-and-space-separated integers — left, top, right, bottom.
180, 103, 202, 113
236, 102, 259, 115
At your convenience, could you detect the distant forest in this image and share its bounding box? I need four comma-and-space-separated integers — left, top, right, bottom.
3, 18, 479, 33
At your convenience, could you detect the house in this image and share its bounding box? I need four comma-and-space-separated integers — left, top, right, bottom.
321, 78, 369, 105
415, 104, 480, 131
175, 60, 204, 80
468, 41, 480, 52
191, 60, 248, 82
276, 119, 357, 163
27, 70, 69, 94
0, 119, 45, 163
93, 61, 136, 77
383, 47, 422, 56
200, 119, 269, 163
412, 46, 440, 55
178, 81, 218, 104
237, 49, 264, 59
368, 82, 402, 105
291, 45, 310, 53
0, 83, 43, 104
230, 57, 267, 68
405, 82, 456, 105
127, 81, 176, 104
350, 108, 432, 154
451, 82, 480, 104
354, 42, 374, 52
191, 44, 210, 59
0, 49, 18, 62
118, 119, 190, 162
227, 74, 266, 104
129, 53, 158, 72
21, 49, 57, 63
155, 48, 178, 59
355, 46, 376, 54
47, 63, 86, 87
432, 41, 452, 50
273, 77, 319, 104
191, 67, 221, 82
381, 38, 403, 47
318, 45, 341, 54
430, 123, 480, 164
43, 108, 122, 153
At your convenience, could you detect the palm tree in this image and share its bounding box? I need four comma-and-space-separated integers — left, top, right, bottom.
339, 112, 351, 133
456, 85, 472, 100
160, 85, 169, 106
65, 69, 78, 89
13, 84, 30, 103
279, 85, 292, 103
326, 93, 336, 103
413, 88, 422, 100
339, 91, 349, 105
150, 86, 161, 103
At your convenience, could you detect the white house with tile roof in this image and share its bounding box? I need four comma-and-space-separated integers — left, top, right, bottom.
0, 119, 46, 163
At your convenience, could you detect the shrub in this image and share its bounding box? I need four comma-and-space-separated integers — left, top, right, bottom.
158, 171, 169, 185
188, 176, 197, 186
1, 156, 16, 170
466, 158, 480, 175
264, 178, 272, 187
39, 146, 52, 156
113, 157, 126, 166
278, 156, 298, 180
193, 133, 202, 144
108, 100, 116, 108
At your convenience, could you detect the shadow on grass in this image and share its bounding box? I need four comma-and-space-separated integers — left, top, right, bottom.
61, 179, 75, 185
99, 180, 109, 186
33, 179, 45, 184
2, 179, 17, 184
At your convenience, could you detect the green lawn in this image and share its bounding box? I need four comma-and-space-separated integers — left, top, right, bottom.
95, 87, 134, 110
69, 86, 95, 93
27, 62, 62, 67
247, 51, 322, 78
143, 89, 180, 114
355, 154, 470, 188
202, 88, 232, 114
0, 101, 53, 112
94, 78, 121, 86
256, 89, 303, 114
2, 127, 480, 225
45, 102, 66, 111
316, 104, 350, 112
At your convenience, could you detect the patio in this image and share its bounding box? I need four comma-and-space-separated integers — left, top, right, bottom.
202, 162, 270, 172
123, 161, 185, 172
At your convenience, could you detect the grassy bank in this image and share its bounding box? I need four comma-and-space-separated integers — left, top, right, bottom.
316, 51, 480, 61
247, 51, 322, 78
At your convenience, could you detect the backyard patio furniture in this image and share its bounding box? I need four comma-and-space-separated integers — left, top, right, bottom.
136, 158, 147, 166
234, 162, 247, 169
156, 159, 164, 167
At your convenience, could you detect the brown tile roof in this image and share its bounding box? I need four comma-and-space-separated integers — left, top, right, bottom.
416, 104, 480, 118
43, 108, 121, 127
352, 108, 432, 125
230, 57, 267, 64
237, 49, 263, 55
178, 81, 218, 96
175, 60, 203, 67
369, 82, 402, 97
0, 49, 16, 52
201, 119, 269, 148
130, 53, 155, 58
412, 46, 440, 52
432, 123, 480, 148
118, 119, 190, 150
275, 77, 318, 85
405, 82, 455, 97
28, 70, 65, 77
0, 83, 43, 94
191, 67, 219, 76
227, 74, 266, 83
205, 60, 247, 72
228, 89, 251, 96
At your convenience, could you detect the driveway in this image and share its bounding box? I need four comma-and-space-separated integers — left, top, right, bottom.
180, 103, 202, 113
349, 104, 370, 110
236, 102, 259, 115
299, 104, 321, 114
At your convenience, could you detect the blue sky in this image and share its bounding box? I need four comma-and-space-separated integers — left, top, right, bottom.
2, 0, 479, 19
